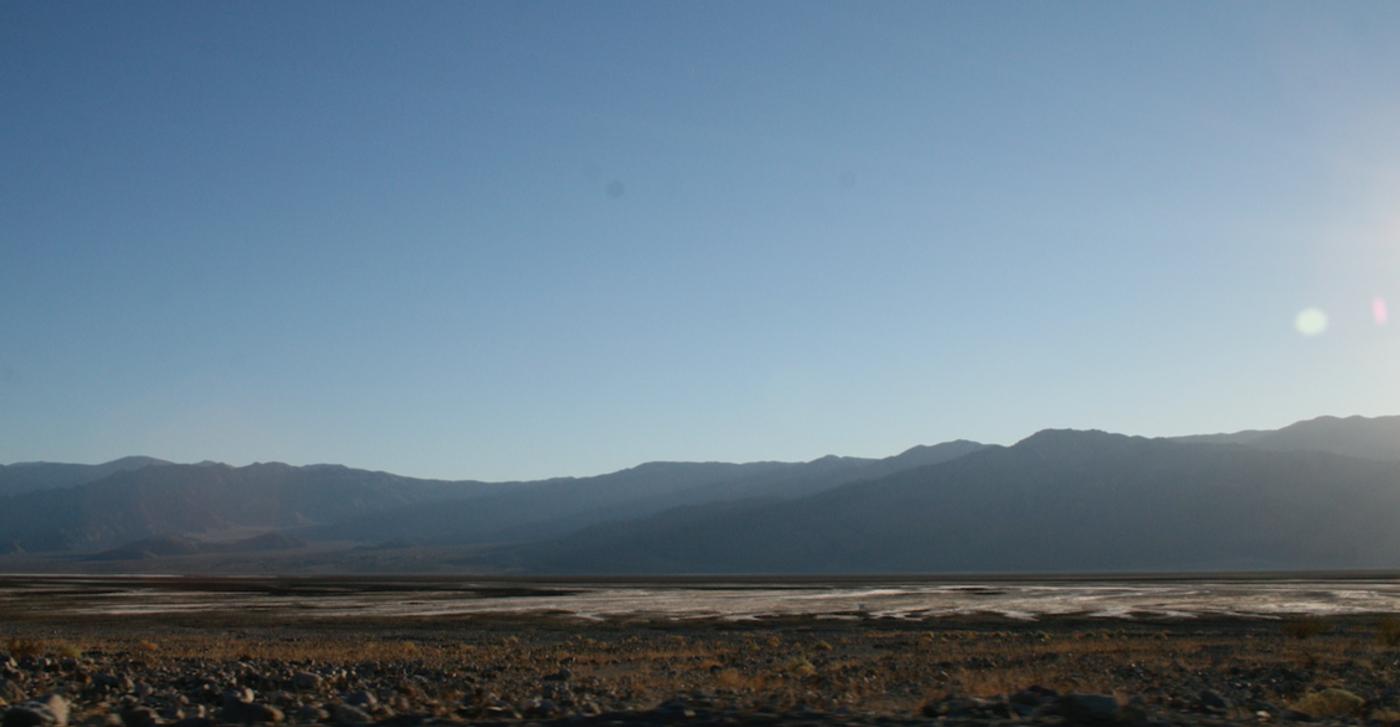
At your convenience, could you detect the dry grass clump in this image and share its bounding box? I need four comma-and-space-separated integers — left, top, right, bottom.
5, 636, 43, 657
1377, 615, 1400, 646
3, 637, 84, 659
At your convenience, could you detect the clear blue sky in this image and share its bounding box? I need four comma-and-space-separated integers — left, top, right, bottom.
4, 2, 1400, 481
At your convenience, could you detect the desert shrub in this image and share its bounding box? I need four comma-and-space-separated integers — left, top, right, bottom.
811, 640, 832, 651
1378, 616, 1400, 646
136, 640, 160, 652
6, 637, 42, 657
1294, 688, 1364, 716
1282, 617, 1331, 640
715, 668, 764, 690
56, 641, 82, 659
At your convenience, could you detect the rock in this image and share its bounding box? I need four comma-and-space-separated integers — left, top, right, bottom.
341, 691, 376, 708
220, 702, 284, 724
480, 706, 519, 720
540, 682, 572, 702
221, 688, 255, 708
295, 706, 329, 723
1010, 686, 1057, 705
330, 704, 371, 725
292, 672, 323, 691
526, 698, 560, 717
93, 676, 130, 693
2, 693, 71, 727
651, 700, 695, 718
923, 697, 982, 717
0, 680, 26, 704
1047, 693, 1120, 722
117, 708, 157, 727
1010, 686, 1057, 715
1201, 689, 1233, 712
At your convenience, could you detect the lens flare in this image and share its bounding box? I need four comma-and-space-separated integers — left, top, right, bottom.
1295, 308, 1328, 336
1374, 297, 1388, 326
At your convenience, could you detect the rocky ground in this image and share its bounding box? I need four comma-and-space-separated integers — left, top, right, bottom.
4, 612, 1400, 727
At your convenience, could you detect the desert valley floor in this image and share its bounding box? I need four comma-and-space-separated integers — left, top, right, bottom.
5, 575, 1400, 727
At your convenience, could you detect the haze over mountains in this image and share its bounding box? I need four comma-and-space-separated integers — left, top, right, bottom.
4, 415, 1400, 574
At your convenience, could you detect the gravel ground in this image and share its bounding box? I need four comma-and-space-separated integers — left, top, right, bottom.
4, 612, 1400, 727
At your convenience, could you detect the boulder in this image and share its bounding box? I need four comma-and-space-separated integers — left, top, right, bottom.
330, 704, 371, 725
0, 681, 25, 704
219, 702, 284, 724
2, 693, 70, 727
1201, 689, 1233, 712
1046, 693, 1120, 722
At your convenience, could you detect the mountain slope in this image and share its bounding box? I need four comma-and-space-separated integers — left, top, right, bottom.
0, 463, 503, 552
0, 441, 991, 555
501, 430, 1400, 574
0, 456, 172, 497
1169, 415, 1400, 460
304, 440, 991, 546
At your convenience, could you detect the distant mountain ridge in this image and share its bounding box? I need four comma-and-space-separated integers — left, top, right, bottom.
1168, 415, 1400, 460
0, 456, 172, 497
501, 428, 1400, 573
0, 440, 990, 554
3, 415, 1400, 573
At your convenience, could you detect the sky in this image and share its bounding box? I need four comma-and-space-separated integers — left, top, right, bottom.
4, 2, 1400, 481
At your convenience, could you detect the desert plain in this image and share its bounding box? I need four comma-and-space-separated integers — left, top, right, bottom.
5, 577, 1400, 727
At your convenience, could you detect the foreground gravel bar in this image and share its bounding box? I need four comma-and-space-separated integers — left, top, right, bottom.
5, 609, 1400, 727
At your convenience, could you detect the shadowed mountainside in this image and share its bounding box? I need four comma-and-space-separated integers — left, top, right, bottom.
0, 463, 503, 552
0, 456, 172, 497
498, 429, 1400, 574
5, 414, 1400, 572
86, 532, 307, 561
0, 441, 989, 554
304, 439, 990, 546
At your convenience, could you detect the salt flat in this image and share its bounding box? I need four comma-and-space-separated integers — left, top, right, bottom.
5, 574, 1400, 622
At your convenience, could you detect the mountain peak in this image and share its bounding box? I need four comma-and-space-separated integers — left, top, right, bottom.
1015, 428, 1140, 448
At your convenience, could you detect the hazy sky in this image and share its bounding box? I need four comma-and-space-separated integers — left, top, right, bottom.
5, 2, 1400, 480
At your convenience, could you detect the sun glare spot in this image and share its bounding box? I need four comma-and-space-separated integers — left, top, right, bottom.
1374, 297, 1388, 326
1295, 308, 1328, 336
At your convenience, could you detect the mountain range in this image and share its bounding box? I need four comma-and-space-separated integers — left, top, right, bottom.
3, 415, 1400, 574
